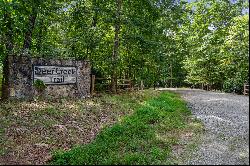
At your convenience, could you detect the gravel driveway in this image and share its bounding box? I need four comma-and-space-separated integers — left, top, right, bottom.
160, 88, 249, 165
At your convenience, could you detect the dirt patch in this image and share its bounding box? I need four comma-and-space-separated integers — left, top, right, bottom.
0, 94, 135, 165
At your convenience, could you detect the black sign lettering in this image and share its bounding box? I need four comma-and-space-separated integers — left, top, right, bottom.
33, 66, 77, 84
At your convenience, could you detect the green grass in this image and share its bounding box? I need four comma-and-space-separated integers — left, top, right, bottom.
50, 91, 193, 165
0, 90, 203, 164
0, 90, 157, 164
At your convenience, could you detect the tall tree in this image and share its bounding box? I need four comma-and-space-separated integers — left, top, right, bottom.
23, 1, 38, 50
1, 1, 14, 99
111, 0, 122, 93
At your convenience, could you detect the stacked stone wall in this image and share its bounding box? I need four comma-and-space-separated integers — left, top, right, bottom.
7, 55, 90, 99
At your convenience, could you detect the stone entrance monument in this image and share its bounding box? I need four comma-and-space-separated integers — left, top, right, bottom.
5, 55, 90, 99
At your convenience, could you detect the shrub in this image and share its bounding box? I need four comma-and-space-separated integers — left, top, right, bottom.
33, 79, 46, 92
223, 77, 244, 94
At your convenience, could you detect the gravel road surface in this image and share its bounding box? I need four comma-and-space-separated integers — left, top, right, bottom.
160, 88, 249, 165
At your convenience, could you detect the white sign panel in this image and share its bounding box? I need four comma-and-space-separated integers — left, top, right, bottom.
33, 66, 77, 84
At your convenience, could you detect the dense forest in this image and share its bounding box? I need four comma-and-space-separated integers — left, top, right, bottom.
0, 0, 249, 94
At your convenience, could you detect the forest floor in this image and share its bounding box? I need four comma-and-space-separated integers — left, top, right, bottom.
0, 90, 203, 165
160, 88, 249, 165
0, 92, 135, 164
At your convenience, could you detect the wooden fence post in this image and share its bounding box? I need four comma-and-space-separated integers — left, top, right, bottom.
244, 84, 249, 95
91, 75, 95, 96
129, 80, 132, 91
140, 80, 144, 90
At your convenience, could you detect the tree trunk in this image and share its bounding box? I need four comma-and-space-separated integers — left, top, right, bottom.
37, 18, 46, 55
23, 7, 38, 50
170, 63, 173, 88
92, 0, 98, 27
111, 0, 122, 93
1, 8, 14, 99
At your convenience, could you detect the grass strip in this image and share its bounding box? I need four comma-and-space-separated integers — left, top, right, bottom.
50, 91, 192, 165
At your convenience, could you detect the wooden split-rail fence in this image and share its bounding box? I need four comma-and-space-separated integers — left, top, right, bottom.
243, 84, 249, 95
90, 75, 144, 95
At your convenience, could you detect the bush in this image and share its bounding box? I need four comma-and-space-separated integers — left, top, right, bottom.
223, 78, 244, 94
33, 79, 46, 92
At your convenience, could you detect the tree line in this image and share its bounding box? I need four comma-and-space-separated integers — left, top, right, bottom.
0, 0, 248, 95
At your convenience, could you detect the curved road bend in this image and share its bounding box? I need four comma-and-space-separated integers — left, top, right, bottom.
159, 88, 249, 165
